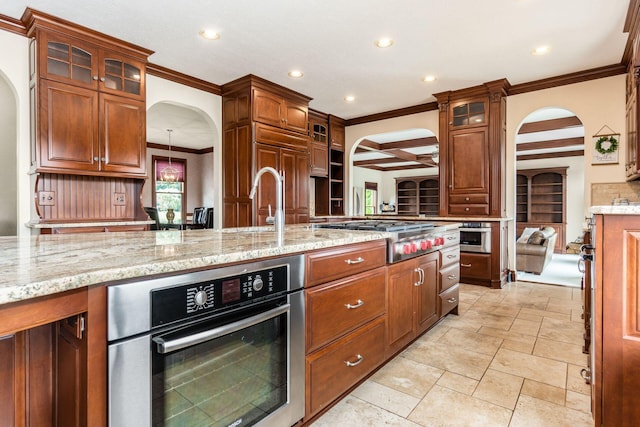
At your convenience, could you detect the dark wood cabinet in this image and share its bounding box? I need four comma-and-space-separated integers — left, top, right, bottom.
626, 58, 640, 179
26, 10, 150, 178
254, 142, 309, 225
590, 213, 640, 425
516, 168, 567, 253
395, 176, 439, 216
435, 81, 508, 218
459, 221, 508, 288
386, 251, 439, 356
329, 115, 345, 150
309, 110, 329, 177
222, 75, 312, 227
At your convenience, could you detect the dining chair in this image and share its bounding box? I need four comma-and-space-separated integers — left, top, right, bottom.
144, 207, 161, 230
186, 207, 206, 229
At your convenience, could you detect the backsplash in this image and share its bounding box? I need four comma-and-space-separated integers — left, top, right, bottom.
591, 182, 640, 206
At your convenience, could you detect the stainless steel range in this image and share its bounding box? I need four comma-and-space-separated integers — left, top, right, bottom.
314, 220, 446, 263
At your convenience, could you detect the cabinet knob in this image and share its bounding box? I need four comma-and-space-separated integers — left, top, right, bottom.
465, 197, 470, 201
101, 157, 106, 162
99, 77, 105, 82
92, 75, 99, 81
465, 207, 470, 212
93, 156, 99, 161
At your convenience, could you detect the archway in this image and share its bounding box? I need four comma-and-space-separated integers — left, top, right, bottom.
514, 107, 585, 283
0, 72, 18, 235
146, 101, 218, 224
350, 128, 439, 215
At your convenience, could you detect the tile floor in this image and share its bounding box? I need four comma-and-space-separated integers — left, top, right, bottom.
312, 281, 593, 427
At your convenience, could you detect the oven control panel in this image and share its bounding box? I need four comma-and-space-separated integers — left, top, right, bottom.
151, 265, 288, 327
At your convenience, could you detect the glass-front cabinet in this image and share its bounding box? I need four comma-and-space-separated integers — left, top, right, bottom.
450, 99, 487, 128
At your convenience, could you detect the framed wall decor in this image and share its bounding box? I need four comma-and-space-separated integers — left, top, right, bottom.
592, 132, 619, 165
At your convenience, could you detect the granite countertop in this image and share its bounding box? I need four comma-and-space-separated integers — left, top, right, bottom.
0, 225, 388, 306
26, 220, 155, 229
590, 205, 640, 215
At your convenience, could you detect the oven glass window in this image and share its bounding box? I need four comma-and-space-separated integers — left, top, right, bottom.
152, 311, 287, 426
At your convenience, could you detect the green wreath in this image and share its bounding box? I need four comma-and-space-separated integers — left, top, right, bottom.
595, 135, 618, 155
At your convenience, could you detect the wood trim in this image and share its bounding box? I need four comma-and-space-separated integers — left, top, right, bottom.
86, 285, 107, 427
622, 0, 640, 65
147, 142, 213, 155
509, 64, 627, 96
146, 63, 221, 95
0, 288, 87, 336
345, 102, 438, 126
516, 137, 584, 152
0, 14, 26, 36
516, 149, 584, 161
518, 117, 583, 134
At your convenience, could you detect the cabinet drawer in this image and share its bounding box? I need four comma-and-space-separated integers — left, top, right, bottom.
306, 240, 387, 287
306, 267, 386, 352
440, 264, 460, 292
442, 230, 460, 248
440, 284, 459, 317
440, 246, 460, 268
449, 204, 489, 216
460, 252, 491, 280
306, 317, 385, 417
449, 194, 489, 204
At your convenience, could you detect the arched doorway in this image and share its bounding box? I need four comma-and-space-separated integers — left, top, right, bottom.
514, 107, 585, 284
0, 72, 18, 235
350, 128, 439, 215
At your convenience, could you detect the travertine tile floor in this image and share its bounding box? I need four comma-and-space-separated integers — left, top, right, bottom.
312, 282, 593, 427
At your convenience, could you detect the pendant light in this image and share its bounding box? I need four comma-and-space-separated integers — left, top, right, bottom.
160, 129, 180, 182
431, 146, 439, 164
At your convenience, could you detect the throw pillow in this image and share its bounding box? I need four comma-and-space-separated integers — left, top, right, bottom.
527, 231, 545, 245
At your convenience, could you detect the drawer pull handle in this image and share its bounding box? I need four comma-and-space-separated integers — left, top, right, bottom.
448, 274, 457, 280
447, 236, 456, 240
414, 267, 424, 286
461, 263, 472, 268
345, 354, 364, 367
447, 254, 457, 259
447, 297, 457, 303
580, 368, 591, 383
345, 257, 365, 265
345, 299, 364, 309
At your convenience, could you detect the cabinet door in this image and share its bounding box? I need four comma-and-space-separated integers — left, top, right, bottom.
416, 252, 439, 335
38, 80, 99, 172
281, 148, 309, 224
253, 88, 283, 128
310, 141, 329, 177
387, 260, 417, 356
223, 125, 252, 227
38, 31, 99, 90
254, 143, 279, 225
283, 101, 308, 134
99, 51, 145, 101
448, 128, 489, 195
330, 121, 345, 150
100, 94, 146, 174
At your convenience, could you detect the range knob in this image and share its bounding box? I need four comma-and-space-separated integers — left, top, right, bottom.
253, 277, 264, 292
194, 290, 208, 307
410, 242, 417, 253
403, 244, 412, 254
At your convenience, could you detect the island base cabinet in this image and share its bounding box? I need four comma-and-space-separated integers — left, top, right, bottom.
440, 284, 460, 317
306, 317, 385, 418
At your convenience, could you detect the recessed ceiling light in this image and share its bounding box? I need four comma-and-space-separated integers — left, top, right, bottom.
423, 75, 436, 82
199, 29, 220, 40
532, 45, 550, 55
288, 70, 303, 78
344, 95, 355, 102
375, 38, 394, 48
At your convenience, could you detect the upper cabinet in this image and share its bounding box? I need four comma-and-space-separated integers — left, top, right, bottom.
309, 110, 329, 177
24, 8, 152, 178
435, 80, 509, 218
329, 115, 345, 151
253, 88, 309, 134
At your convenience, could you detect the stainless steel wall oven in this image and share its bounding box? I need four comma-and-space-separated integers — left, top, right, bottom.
459, 222, 492, 253
107, 255, 305, 427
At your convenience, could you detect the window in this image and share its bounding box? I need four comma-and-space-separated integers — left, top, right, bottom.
153, 156, 186, 222
364, 182, 378, 215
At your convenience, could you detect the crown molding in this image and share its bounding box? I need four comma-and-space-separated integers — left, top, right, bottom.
146, 63, 221, 95
0, 14, 26, 36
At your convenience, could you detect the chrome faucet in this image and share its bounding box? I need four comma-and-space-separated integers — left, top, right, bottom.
249, 167, 285, 235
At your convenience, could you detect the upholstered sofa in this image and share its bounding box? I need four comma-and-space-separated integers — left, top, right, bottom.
516, 226, 557, 274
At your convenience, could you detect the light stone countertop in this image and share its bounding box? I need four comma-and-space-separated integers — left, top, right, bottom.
590, 205, 640, 215
0, 225, 388, 306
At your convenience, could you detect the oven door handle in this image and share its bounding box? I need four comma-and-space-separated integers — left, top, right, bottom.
153, 303, 290, 354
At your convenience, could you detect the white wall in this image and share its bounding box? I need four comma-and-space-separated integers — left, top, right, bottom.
145, 75, 222, 226
0, 31, 30, 236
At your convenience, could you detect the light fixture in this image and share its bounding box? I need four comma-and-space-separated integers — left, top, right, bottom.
431, 147, 439, 164
532, 45, 550, 55
375, 38, 394, 48
423, 75, 436, 82
199, 29, 220, 40
160, 129, 180, 182
344, 95, 355, 102
288, 70, 303, 78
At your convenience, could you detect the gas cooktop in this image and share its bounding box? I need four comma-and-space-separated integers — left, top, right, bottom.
314, 220, 434, 233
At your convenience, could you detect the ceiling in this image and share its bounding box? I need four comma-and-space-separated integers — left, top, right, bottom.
0, 1, 629, 149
